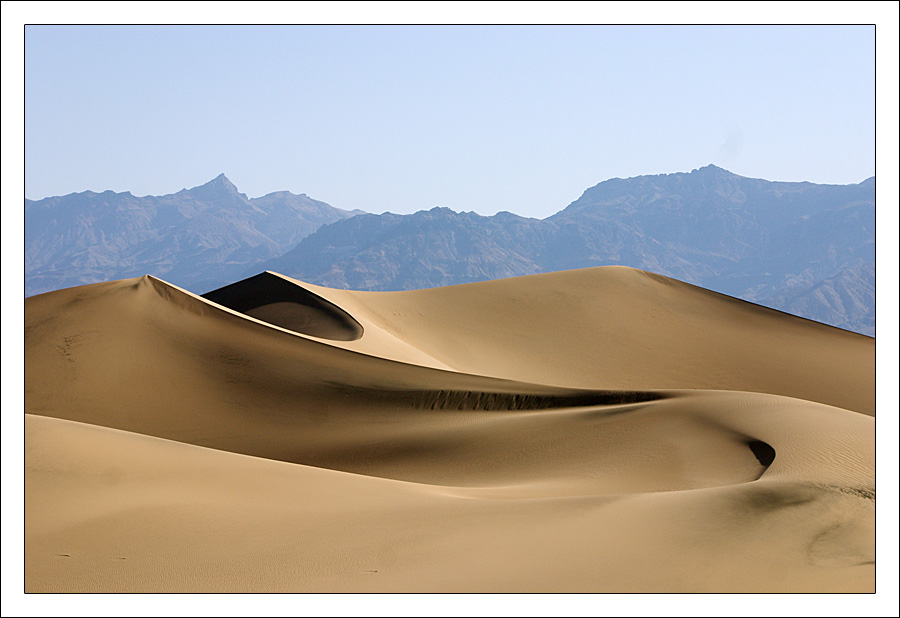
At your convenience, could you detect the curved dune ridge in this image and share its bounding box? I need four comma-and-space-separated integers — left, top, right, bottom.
201, 271, 364, 341
24, 267, 874, 592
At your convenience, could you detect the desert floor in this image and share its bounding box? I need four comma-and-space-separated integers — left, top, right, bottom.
23, 267, 876, 593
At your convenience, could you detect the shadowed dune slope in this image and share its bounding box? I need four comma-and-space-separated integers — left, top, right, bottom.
24, 269, 874, 592
202, 271, 364, 341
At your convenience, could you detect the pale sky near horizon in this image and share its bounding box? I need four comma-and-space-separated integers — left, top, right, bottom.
23, 23, 877, 217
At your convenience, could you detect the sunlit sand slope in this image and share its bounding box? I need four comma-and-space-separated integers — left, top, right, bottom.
24, 268, 874, 592
258, 268, 874, 415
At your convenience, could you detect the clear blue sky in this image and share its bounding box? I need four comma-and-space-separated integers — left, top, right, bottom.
23, 24, 876, 217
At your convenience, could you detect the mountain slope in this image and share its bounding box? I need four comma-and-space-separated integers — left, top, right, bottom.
258, 208, 549, 290
25, 174, 362, 296
26, 166, 876, 334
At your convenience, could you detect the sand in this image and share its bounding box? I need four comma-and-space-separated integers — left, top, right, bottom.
23, 267, 875, 592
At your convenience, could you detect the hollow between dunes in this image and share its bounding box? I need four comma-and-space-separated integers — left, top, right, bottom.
278, 400, 779, 496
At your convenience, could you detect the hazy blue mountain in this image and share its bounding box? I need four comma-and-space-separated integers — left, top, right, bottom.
27, 166, 875, 334
746, 259, 875, 336
257, 166, 875, 335
258, 208, 550, 290
25, 174, 362, 295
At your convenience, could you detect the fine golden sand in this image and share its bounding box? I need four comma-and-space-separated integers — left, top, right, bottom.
24, 267, 875, 592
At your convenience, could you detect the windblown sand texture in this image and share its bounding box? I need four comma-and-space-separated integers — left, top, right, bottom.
24, 267, 875, 592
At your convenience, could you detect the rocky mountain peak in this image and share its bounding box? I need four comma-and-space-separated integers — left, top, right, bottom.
184, 173, 246, 202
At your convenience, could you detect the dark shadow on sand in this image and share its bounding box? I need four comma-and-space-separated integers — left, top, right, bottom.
203, 272, 364, 341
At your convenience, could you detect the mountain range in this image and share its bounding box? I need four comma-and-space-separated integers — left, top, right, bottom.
25, 173, 363, 295
25, 165, 875, 335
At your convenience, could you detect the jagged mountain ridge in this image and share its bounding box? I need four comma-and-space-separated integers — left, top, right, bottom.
26, 166, 875, 334
25, 174, 363, 295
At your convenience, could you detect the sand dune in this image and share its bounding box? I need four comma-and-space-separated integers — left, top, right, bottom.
24, 267, 875, 592
253, 269, 874, 415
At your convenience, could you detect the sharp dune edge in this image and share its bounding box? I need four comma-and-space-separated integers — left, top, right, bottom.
24, 266, 874, 592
